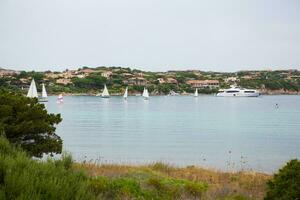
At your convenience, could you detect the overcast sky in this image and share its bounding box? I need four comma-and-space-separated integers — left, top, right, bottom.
0, 0, 299, 72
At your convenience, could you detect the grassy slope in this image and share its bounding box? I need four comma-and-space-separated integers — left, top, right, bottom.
75, 162, 271, 200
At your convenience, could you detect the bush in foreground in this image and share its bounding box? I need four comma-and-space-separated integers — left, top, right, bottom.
0, 137, 94, 200
265, 159, 300, 200
0, 136, 209, 200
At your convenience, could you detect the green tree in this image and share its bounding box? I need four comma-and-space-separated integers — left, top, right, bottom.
0, 90, 62, 157
265, 159, 300, 200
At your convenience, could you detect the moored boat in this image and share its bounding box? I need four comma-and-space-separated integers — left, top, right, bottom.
216, 86, 260, 97
57, 94, 64, 103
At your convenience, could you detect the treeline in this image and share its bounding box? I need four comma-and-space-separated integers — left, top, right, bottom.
1, 68, 300, 95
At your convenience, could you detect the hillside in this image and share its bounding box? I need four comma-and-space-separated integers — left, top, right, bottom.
1, 67, 300, 95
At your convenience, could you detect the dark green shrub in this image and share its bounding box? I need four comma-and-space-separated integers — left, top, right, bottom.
0, 137, 95, 200
0, 90, 62, 157
265, 159, 300, 200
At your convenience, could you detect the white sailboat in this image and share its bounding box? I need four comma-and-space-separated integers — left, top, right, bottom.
39, 83, 48, 102
57, 94, 63, 103
123, 87, 128, 99
101, 84, 110, 98
142, 88, 149, 100
194, 88, 198, 97
27, 79, 38, 98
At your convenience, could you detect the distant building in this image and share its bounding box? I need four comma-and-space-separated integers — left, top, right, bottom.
0, 69, 19, 77
241, 75, 254, 80
80, 68, 95, 74
101, 71, 113, 79
225, 77, 238, 83
122, 73, 134, 78
45, 73, 61, 79
76, 74, 85, 78
127, 77, 147, 86
157, 77, 178, 84
186, 80, 219, 88
157, 78, 165, 84
165, 77, 178, 84
56, 78, 72, 85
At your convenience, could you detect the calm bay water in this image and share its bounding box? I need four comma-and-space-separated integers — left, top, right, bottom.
45, 95, 300, 173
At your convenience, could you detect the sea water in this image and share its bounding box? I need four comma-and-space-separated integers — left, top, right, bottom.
45, 95, 300, 173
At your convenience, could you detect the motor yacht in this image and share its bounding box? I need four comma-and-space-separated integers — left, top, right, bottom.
216, 86, 260, 97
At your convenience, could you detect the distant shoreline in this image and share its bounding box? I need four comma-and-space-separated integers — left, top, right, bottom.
46, 92, 300, 96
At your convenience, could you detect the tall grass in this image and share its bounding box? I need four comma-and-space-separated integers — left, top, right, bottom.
0, 137, 94, 200
0, 137, 270, 199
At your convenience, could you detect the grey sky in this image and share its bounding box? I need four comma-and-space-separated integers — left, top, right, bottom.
0, 0, 299, 72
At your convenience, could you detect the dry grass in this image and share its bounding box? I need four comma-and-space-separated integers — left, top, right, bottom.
74, 162, 271, 199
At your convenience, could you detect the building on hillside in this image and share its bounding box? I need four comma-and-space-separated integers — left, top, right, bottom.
76, 74, 85, 78
186, 80, 219, 89
0, 69, 20, 77
134, 72, 144, 77
56, 78, 72, 85
157, 77, 178, 84
80, 68, 95, 74
165, 77, 178, 84
122, 73, 134, 78
126, 77, 147, 86
61, 72, 76, 79
225, 77, 238, 83
157, 78, 166, 84
45, 73, 62, 79
101, 71, 113, 79
241, 75, 254, 80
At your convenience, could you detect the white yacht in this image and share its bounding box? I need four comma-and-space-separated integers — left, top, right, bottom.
216, 86, 260, 97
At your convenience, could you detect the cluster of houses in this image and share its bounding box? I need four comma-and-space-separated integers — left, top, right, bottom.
42, 68, 223, 89
1, 67, 300, 90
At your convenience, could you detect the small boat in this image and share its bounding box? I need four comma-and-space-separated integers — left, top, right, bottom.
39, 83, 48, 102
168, 90, 179, 96
101, 84, 110, 98
216, 86, 260, 97
27, 79, 38, 98
123, 87, 128, 99
57, 94, 64, 103
194, 88, 198, 97
142, 88, 149, 100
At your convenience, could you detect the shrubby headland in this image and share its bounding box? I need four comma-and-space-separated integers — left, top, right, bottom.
1, 66, 300, 95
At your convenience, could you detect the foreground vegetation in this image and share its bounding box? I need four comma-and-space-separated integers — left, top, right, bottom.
1, 136, 270, 200
2, 135, 300, 199
0, 90, 62, 157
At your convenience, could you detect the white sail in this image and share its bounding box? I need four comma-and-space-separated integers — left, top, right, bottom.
142, 88, 149, 99
123, 87, 128, 99
27, 79, 38, 98
42, 84, 48, 98
101, 84, 110, 98
194, 88, 198, 97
